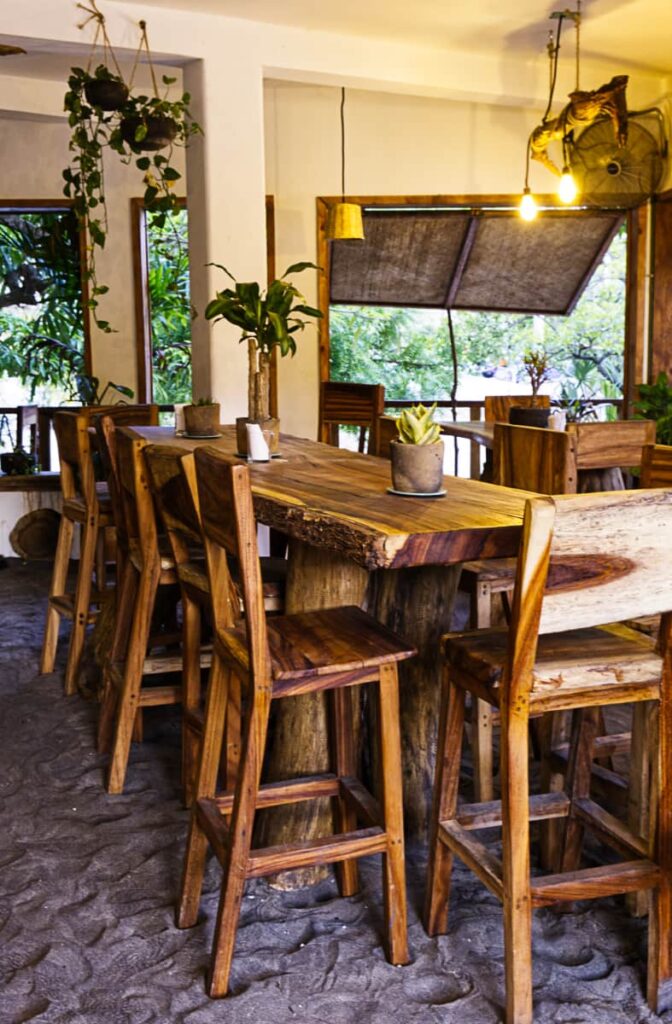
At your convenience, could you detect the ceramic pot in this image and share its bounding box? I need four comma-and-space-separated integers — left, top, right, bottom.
390, 440, 444, 494
508, 406, 551, 428
236, 416, 280, 456
120, 115, 178, 151
183, 403, 220, 437
84, 78, 129, 111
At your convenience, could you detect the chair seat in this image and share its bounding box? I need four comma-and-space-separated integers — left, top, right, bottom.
218, 604, 416, 688
444, 622, 660, 711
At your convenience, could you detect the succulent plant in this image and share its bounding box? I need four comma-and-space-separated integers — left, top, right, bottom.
395, 402, 441, 445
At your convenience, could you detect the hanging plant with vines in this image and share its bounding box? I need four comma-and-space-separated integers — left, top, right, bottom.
62, 1, 201, 331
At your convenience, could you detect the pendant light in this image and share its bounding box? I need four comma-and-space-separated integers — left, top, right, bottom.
326, 88, 365, 240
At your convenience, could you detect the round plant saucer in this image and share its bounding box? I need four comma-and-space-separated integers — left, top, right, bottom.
386, 486, 447, 498
176, 430, 223, 440
234, 451, 283, 460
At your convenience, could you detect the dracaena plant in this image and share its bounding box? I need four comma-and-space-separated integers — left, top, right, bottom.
395, 402, 441, 444
205, 262, 323, 422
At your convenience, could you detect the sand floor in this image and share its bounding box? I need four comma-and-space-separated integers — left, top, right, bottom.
0, 559, 669, 1024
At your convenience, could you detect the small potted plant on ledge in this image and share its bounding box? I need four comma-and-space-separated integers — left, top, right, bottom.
205, 261, 322, 456
183, 397, 221, 438
390, 402, 444, 495
510, 349, 551, 427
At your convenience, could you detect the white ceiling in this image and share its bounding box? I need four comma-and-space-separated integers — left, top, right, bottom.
111, 0, 672, 75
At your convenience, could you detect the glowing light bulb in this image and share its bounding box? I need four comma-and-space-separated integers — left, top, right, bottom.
558, 167, 578, 203
519, 188, 538, 222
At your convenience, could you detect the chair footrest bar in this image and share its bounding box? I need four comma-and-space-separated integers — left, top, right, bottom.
246, 827, 387, 879
196, 798, 230, 865
530, 860, 660, 907
438, 820, 504, 900
214, 774, 341, 815
573, 797, 649, 859
138, 684, 181, 707
456, 792, 571, 830
340, 776, 383, 827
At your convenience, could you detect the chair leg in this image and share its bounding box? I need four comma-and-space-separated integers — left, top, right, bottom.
95, 528, 106, 594
470, 580, 495, 803
328, 686, 359, 897
557, 706, 599, 875
97, 559, 138, 754
207, 686, 272, 998
40, 514, 75, 674
106, 564, 160, 794
424, 666, 465, 936
181, 593, 203, 807
472, 698, 494, 802
628, 701, 655, 916
377, 663, 409, 966
500, 699, 533, 1024
177, 658, 231, 930
648, 677, 672, 1013
538, 710, 571, 871
224, 672, 242, 794
64, 515, 98, 695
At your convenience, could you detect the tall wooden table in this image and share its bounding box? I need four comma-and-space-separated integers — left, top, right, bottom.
128, 426, 532, 866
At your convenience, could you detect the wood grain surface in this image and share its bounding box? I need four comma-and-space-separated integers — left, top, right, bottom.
126, 425, 532, 568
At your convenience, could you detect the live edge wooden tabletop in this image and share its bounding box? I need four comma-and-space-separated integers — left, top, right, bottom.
126, 425, 532, 568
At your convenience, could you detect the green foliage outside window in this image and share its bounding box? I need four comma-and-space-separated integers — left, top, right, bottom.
330, 226, 626, 410
147, 206, 192, 403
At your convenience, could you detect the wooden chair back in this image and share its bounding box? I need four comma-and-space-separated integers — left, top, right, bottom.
493, 423, 577, 494
193, 446, 270, 684
53, 410, 96, 506
95, 406, 159, 533
639, 443, 672, 487
484, 394, 550, 424
142, 445, 202, 554
506, 489, 672, 701
566, 419, 655, 470
114, 428, 159, 569
319, 381, 385, 454
374, 415, 399, 459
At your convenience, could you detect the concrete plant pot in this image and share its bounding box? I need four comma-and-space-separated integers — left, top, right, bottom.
183, 403, 220, 437
390, 440, 444, 494
508, 406, 551, 428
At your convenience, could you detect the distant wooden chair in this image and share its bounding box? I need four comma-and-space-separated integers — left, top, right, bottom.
484, 393, 550, 424
40, 404, 158, 694
319, 381, 385, 455
425, 488, 672, 1023
177, 446, 416, 998
641, 442, 672, 487
374, 415, 399, 458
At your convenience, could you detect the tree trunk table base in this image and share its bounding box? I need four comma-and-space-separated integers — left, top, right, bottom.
257, 540, 460, 888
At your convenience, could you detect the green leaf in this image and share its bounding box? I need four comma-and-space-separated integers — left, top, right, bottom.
136, 156, 151, 170
280, 261, 321, 278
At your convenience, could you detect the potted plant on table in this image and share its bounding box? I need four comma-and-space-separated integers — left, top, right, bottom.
510, 349, 552, 427
390, 402, 444, 495
183, 397, 221, 438
205, 262, 322, 455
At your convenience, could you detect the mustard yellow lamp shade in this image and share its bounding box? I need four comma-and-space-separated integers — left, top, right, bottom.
326, 202, 365, 240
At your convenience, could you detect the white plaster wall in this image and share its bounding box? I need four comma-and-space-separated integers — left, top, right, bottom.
264, 82, 548, 439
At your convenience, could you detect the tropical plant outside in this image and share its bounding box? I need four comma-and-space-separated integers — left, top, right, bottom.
146, 206, 192, 403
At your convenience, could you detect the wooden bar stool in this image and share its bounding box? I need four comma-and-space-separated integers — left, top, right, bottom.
425, 488, 672, 1023
177, 446, 416, 998
101, 427, 193, 794
40, 404, 157, 693
318, 380, 385, 454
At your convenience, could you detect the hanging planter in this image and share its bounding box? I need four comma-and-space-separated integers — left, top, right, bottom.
62, 2, 202, 333
83, 65, 129, 111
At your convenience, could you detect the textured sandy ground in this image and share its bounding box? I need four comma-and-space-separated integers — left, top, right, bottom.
0, 560, 670, 1024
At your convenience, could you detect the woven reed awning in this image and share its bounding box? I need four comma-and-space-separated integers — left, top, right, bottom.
329, 207, 624, 315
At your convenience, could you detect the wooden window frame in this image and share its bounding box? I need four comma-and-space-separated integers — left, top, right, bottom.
316, 193, 642, 410
132, 195, 278, 413
0, 198, 92, 375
